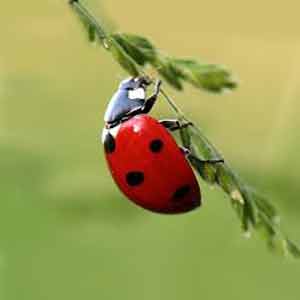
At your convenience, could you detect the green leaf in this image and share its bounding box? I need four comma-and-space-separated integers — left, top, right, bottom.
179, 125, 192, 149
187, 124, 221, 159
216, 164, 238, 195
70, 0, 107, 44
186, 123, 259, 232
110, 34, 237, 93
285, 239, 300, 258
248, 188, 278, 220
109, 39, 140, 76
172, 58, 237, 93
71, 5, 96, 42
88, 24, 96, 42
111, 33, 154, 66
112, 33, 157, 63
188, 155, 217, 184
239, 188, 258, 231
175, 116, 300, 257
153, 57, 183, 90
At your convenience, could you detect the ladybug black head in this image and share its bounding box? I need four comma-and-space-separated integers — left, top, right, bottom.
104, 77, 151, 126
119, 77, 151, 91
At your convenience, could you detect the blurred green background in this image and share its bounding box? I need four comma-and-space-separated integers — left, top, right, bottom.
1, 0, 300, 299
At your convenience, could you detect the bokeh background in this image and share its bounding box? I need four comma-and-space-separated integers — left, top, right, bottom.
1, 0, 300, 299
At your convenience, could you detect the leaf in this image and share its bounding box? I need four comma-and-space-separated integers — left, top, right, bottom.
239, 188, 258, 231
111, 33, 185, 85
285, 239, 300, 258
188, 124, 221, 159
110, 34, 237, 92
152, 57, 183, 90
184, 122, 260, 232
216, 164, 238, 194
111, 33, 153, 66
180, 120, 300, 257
188, 155, 217, 184
70, 0, 110, 47
72, 5, 96, 42
88, 24, 97, 42
109, 34, 183, 89
179, 124, 192, 149
248, 188, 278, 220
172, 59, 237, 93
109, 39, 141, 76
112, 33, 157, 64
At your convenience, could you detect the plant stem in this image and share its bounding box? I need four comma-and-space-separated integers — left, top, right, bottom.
160, 89, 184, 117
70, 0, 109, 44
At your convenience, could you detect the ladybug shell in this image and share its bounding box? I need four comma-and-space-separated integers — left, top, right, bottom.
103, 115, 201, 214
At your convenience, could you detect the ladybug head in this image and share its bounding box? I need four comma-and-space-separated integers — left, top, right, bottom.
104, 77, 151, 125
119, 77, 150, 91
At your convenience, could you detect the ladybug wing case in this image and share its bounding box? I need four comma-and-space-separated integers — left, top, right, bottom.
103, 115, 201, 214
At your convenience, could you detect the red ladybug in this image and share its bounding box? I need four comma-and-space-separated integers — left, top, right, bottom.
102, 77, 221, 214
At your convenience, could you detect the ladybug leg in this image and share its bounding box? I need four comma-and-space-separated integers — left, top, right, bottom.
160, 119, 224, 163
160, 119, 181, 131
188, 153, 224, 164
161, 119, 224, 163
160, 119, 193, 132
180, 145, 224, 163
179, 146, 224, 164
142, 79, 162, 114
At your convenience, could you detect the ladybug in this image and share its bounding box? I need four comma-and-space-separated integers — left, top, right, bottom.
102, 77, 222, 214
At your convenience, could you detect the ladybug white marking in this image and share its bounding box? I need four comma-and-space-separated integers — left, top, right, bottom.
109, 124, 121, 137
101, 124, 121, 144
128, 88, 146, 100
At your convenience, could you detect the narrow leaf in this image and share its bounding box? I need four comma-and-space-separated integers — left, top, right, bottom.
286, 239, 300, 258
152, 57, 183, 90
109, 39, 140, 76
188, 155, 217, 184
172, 59, 237, 93
112, 33, 151, 66
179, 125, 192, 149
113, 33, 157, 62
88, 24, 96, 42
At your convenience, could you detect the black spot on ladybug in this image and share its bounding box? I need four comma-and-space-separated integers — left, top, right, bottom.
172, 185, 191, 201
149, 139, 164, 153
104, 132, 116, 154
126, 171, 144, 186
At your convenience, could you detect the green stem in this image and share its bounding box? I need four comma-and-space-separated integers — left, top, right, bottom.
160, 89, 184, 117
70, 0, 109, 46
